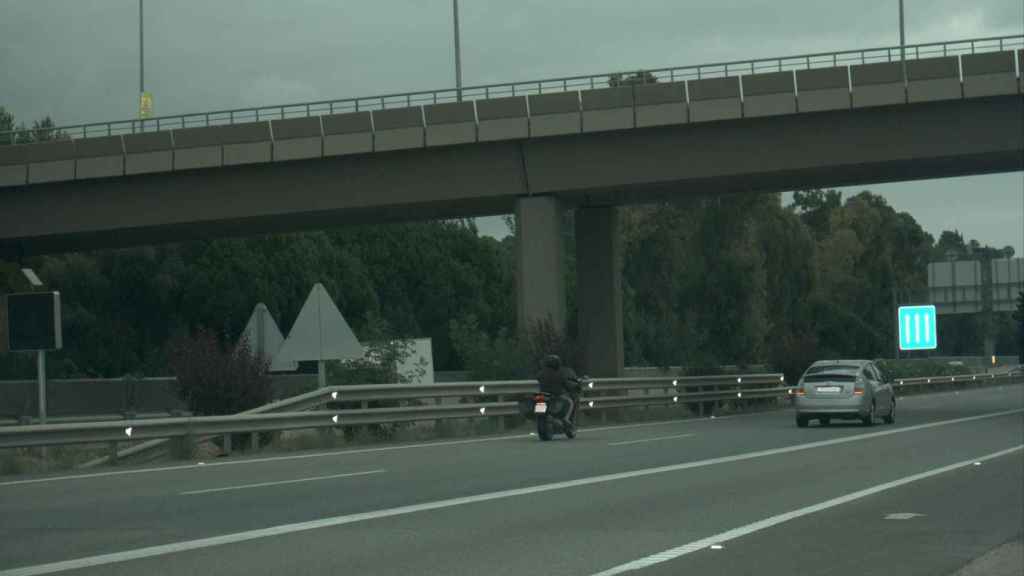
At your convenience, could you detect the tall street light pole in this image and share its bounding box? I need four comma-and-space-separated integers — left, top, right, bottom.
454, 0, 463, 101
899, 0, 906, 81
140, 0, 144, 98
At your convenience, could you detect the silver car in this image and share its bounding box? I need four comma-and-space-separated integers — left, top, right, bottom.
794, 360, 895, 427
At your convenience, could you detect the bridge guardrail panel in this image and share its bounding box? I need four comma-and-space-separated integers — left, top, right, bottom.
73, 135, 125, 180
26, 140, 76, 184
322, 111, 374, 156
0, 143, 28, 187
795, 67, 851, 112
476, 96, 529, 142
688, 76, 742, 122
124, 132, 174, 175
170, 126, 224, 171
851, 61, 907, 108
961, 51, 1019, 98
424, 102, 477, 147
634, 82, 687, 127
581, 87, 635, 133
906, 56, 962, 103
371, 107, 426, 152
528, 92, 582, 138
271, 117, 323, 161
741, 70, 797, 118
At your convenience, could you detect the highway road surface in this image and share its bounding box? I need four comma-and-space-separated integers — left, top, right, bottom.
1, 384, 1021, 576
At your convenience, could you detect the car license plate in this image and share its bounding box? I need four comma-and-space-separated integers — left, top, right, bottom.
816, 386, 841, 393
534, 403, 547, 414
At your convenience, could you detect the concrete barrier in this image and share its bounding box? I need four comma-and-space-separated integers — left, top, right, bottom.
0, 143, 28, 187
26, 140, 76, 184
528, 92, 581, 137
424, 102, 477, 147
851, 61, 906, 108
477, 96, 529, 141
372, 107, 425, 151
796, 67, 850, 112
74, 136, 125, 180
322, 111, 373, 156
124, 132, 174, 175
688, 77, 742, 122
271, 117, 323, 161
217, 121, 273, 166
581, 87, 635, 133
634, 83, 687, 127
171, 126, 223, 170
961, 51, 1018, 98
742, 71, 796, 117
906, 56, 961, 103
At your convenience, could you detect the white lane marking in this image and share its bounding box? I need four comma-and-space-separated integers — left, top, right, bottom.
1, 409, 1020, 576
589, 445, 1023, 576
885, 512, 925, 520
608, 433, 696, 446
0, 416, 733, 488
179, 470, 385, 496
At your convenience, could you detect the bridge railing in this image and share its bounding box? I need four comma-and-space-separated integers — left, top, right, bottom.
1, 34, 1019, 143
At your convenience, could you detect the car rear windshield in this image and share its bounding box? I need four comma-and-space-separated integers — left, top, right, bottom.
805, 364, 861, 374
803, 374, 857, 383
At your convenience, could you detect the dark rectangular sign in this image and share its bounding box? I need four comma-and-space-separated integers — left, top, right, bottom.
7, 291, 62, 351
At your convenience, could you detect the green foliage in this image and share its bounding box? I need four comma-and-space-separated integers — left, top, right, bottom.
876, 359, 972, 381
168, 329, 271, 416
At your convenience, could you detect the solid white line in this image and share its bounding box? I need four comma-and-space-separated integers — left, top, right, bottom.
588, 444, 1024, 576
0, 416, 734, 488
0, 408, 1019, 576
608, 433, 696, 446
179, 469, 385, 496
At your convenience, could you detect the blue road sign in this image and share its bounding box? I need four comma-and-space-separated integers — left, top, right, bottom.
898, 305, 938, 351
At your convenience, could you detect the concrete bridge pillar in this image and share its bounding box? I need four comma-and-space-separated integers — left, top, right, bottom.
516, 196, 565, 334
575, 206, 624, 377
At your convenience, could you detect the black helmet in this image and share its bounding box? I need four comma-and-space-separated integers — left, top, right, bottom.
543, 354, 561, 370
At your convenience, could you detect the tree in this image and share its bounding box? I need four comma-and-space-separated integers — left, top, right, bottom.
168, 329, 271, 416
608, 70, 658, 87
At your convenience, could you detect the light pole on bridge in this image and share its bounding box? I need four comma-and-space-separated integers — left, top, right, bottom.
899, 0, 906, 81
454, 0, 463, 101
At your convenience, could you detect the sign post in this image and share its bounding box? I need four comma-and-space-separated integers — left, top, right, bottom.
6, 291, 63, 424
898, 305, 938, 352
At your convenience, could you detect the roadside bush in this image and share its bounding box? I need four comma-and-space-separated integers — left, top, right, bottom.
875, 358, 973, 381
168, 328, 271, 416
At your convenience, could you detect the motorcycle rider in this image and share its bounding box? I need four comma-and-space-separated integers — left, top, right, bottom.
536, 354, 581, 431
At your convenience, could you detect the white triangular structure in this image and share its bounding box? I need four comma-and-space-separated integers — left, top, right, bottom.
241, 303, 296, 372
275, 284, 363, 387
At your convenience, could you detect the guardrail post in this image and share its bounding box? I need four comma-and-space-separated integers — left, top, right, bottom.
222, 434, 232, 456
495, 395, 505, 432
108, 441, 118, 465
250, 431, 259, 451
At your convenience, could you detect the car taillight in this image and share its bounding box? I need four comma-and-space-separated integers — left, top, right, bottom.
853, 387, 864, 396
795, 388, 806, 396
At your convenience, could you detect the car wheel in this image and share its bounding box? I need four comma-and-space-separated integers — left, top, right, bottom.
883, 399, 895, 424
819, 417, 831, 427
796, 415, 808, 428
862, 402, 875, 427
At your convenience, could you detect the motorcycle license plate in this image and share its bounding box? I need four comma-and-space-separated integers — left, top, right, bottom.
534, 403, 547, 414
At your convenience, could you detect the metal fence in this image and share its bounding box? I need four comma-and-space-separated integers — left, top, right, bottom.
0, 373, 787, 451
1, 34, 1019, 143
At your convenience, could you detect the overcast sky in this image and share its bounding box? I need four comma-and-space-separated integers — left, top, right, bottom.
2, 0, 1022, 251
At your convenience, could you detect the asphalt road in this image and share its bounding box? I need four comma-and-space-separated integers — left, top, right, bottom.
1, 384, 1021, 576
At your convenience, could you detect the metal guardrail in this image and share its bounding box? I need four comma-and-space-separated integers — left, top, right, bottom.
1, 34, 1020, 143
1, 374, 786, 451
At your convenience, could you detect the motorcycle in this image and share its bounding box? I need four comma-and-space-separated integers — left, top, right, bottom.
522, 376, 589, 441
530, 391, 578, 441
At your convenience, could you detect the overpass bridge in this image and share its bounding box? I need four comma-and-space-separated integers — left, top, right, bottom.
1, 35, 1022, 376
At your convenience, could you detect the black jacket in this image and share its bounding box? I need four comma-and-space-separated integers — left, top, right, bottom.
536, 366, 579, 396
